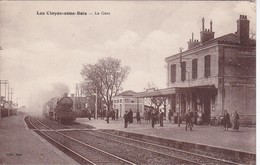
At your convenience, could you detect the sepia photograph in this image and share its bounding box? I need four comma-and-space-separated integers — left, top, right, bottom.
0, 1, 256, 164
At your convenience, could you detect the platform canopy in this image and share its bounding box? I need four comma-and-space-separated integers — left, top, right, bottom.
133, 85, 216, 98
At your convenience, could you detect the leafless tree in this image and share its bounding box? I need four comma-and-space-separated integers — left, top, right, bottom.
143, 82, 167, 111
81, 57, 130, 114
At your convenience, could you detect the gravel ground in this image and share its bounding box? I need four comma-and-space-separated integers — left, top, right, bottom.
61, 130, 191, 165
100, 130, 254, 165
42, 130, 130, 165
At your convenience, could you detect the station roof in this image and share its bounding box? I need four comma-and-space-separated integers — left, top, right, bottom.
115, 90, 137, 97
133, 85, 216, 98
165, 33, 256, 62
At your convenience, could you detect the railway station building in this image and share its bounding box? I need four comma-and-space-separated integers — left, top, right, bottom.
112, 90, 144, 117
134, 15, 256, 125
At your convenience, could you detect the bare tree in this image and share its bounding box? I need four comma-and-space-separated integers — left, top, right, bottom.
81, 57, 130, 116
143, 82, 167, 110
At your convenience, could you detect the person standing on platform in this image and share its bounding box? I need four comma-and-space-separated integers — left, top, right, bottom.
128, 109, 133, 124
116, 109, 119, 120
197, 110, 202, 125
124, 110, 129, 128
151, 109, 156, 128
159, 109, 164, 127
223, 110, 231, 131
193, 109, 198, 125
190, 109, 194, 127
185, 109, 193, 131
136, 110, 141, 124
168, 109, 173, 123
111, 109, 115, 120
106, 110, 110, 124
147, 109, 151, 123
232, 111, 240, 131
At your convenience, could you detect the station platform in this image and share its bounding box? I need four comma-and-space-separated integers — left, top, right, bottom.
76, 117, 256, 154
0, 115, 79, 165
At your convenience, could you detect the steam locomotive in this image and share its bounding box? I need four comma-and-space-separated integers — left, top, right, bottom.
43, 94, 76, 124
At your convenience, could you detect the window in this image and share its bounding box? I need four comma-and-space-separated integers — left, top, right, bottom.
120, 99, 122, 103
204, 55, 211, 77
171, 64, 176, 83
192, 59, 198, 79
181, 61, 186, 81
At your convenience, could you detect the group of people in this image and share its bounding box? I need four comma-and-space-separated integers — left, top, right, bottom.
104, 107, 240, 131
143, 108, 164, 126
221, 110, 240, 131
151, 109, 164, 128
184, 109, 240, 131
99, 109, 119, 123
124, 108, 164, 128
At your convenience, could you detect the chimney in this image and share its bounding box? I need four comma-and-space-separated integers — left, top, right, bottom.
187, 33, 200, 50
202, 17, 205, 31
200, 17, 215, 44
71, 94, 74, 97
236, 15, 250, 44
210, 20, 213, 32
64, 93, 68, 97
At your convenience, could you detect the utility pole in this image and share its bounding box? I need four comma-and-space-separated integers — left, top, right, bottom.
7, 83, 9, 101
11, 88, 13, 102
95, 87, 98, 119
177, 48, 183, 127
4, 81, 8, 101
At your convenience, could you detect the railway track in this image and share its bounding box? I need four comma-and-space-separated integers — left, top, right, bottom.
26, 116, 136, 165
26, 116, 200, 164
63, 130, 244, 165
26, 116, 253, 165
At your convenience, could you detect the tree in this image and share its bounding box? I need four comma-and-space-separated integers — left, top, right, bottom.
81, 57, 130, 117
143, 82, 167, 111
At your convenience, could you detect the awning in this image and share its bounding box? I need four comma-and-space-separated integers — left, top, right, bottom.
133, 85, 216, 98
133, 87, 176, 98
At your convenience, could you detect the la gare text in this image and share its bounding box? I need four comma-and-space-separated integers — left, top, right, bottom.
36, 11, 110, 16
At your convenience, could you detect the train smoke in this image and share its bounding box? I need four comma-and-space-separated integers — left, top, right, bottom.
28, 82, 70, 115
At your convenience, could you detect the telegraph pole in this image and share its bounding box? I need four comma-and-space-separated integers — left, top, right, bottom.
95, 87, 98, 119
177, 48, 183, 127
4, 80, 8, 101
10, 88, 13, 102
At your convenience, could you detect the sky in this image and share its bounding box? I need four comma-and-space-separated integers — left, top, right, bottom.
0, 1, 256, 109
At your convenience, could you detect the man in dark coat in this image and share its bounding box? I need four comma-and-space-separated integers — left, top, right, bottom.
159, 109, 164, 127
185, 109, 193, 131
136, 110, 141, 124
128, 109, 133, 124
168, 109, 173, 123
223, 110, 231, 131
124, 110, 128, 128
151, 109, 156, 128
232, 111, 240, 131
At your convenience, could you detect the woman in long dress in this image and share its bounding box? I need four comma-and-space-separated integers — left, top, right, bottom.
233, 111, 240, 131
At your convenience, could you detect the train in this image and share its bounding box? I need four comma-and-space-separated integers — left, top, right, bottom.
43, 94, 76, 124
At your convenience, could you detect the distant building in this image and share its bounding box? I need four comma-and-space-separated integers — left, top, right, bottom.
113, 90, 144, 117
135, 15, 256, 125
71, 94, 88, 117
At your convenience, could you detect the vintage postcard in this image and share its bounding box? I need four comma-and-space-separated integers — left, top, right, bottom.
0, 1, 256, 164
